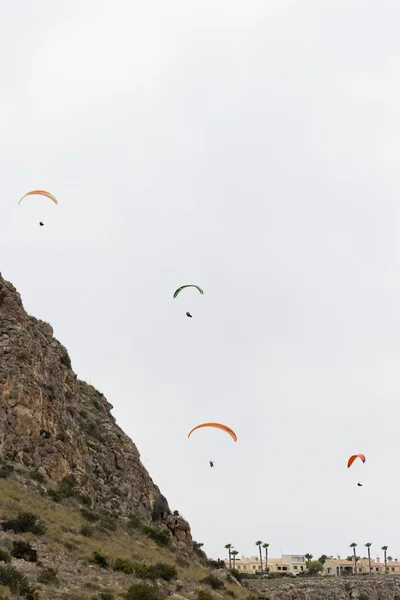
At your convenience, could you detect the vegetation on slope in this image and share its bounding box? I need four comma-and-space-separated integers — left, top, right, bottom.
0, 478, 250, 600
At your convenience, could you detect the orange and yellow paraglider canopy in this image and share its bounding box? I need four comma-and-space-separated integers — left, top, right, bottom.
347, 454, 366, 468
188, 422, 237, 442
18, 190, 58, 205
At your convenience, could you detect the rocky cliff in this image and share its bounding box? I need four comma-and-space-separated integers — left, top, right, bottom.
247, 574, 400, 600
0, 272, 191, 547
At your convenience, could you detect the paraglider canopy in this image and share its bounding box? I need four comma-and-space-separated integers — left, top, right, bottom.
347, 454, 366, 468
188, 422, 237, 442
18, 190, 58, 205
173, 285, 204, 299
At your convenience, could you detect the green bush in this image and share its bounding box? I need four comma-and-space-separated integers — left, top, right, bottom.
127, 515, 142, 531
125, 583, 161, 600
48, 474, 92, 506
114, 559, 134, 574
81, 508, 99, 522
2, 512, 46, 535
11, 541, 37, 562
175, 556, 189, 568
0, 565, 38, 600
225, 591, 236, 598
56, 432, 68, 443
200, 575, 225, 590
99, 515, 118, 532
141, 525, 171, 547
133, 562, 178, 581
0, 550, 11, 564
0, 463, 14, 479
92, 551, 109, 569
197, 590, 213, 600
80, 525, 94, 537
29, 470, 45, 483
99, 594, 114, 600
359, 595, 369, 600
149, 563, 178, 581
37, 567, 58, 584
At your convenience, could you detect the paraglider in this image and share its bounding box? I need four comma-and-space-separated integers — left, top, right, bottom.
357, 483, 363, 487
18, 190, 58, 205
186, 312, 192, 318
347, 454, 366, 468
188, 422, 237, 442
209, 461, 214, 468
173, 285, 204, 299
39, 222, 44, 227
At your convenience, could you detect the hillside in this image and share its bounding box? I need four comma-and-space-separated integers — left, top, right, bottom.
0, 272, 250, 600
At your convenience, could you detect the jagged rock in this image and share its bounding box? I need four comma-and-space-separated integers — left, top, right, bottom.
0, 272, 192, 546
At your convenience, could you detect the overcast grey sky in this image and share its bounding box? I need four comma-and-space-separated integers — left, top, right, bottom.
2, 0, 400, 562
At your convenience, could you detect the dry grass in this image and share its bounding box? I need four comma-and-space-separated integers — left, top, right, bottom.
0, 480, 250, 600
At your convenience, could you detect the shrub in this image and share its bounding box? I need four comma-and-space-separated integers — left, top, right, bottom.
193, 541, 208, 564
84, 420, 101, 439
0, 463, 14, 479
125, 583, 161, 600
11, 541, 37, 562
197, 590, 213, 600
201, 574, 225, 590
0, 551, 10, 564
141, 525, 171, 547
99, 594, 114, 600
81, 508, 100, 522
37, 567, 58, 584
29, 470, 45, 483
149, 563, 178, 581
56, 432, 68, 443
225, 591, 236, 598
2, 512, 46, 535
173, 510, 180, 516
114, 559, 134, 574
92, 552, 108, 568
175, 556, 189, 568
99, 515, 118, 532
0, 565, 38, 600
79, 410, 88, 419
80, 525, 94, 537
359, 595, 369, 600
209, 559, 226, 570
127, 515, 142, 531
133, 563, 178, 582
48, 474, 91, 506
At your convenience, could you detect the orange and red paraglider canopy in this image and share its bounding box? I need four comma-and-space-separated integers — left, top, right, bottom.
347, 454, 366, 468
188, 422, 237, 442
18, 190, 58, 205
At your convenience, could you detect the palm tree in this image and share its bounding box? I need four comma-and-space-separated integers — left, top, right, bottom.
262, 543, 269, 575
225, 544, 233, 570
255, 541, 263, 573
350, 543, 358, 574
365, 543, 372, 574
305, 553, 313, 563
231, 550, 239, 569
382, 546, 388, 574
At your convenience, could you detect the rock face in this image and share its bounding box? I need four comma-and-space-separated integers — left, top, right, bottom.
247, 575, 400, 600
0, 273, 192, 546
